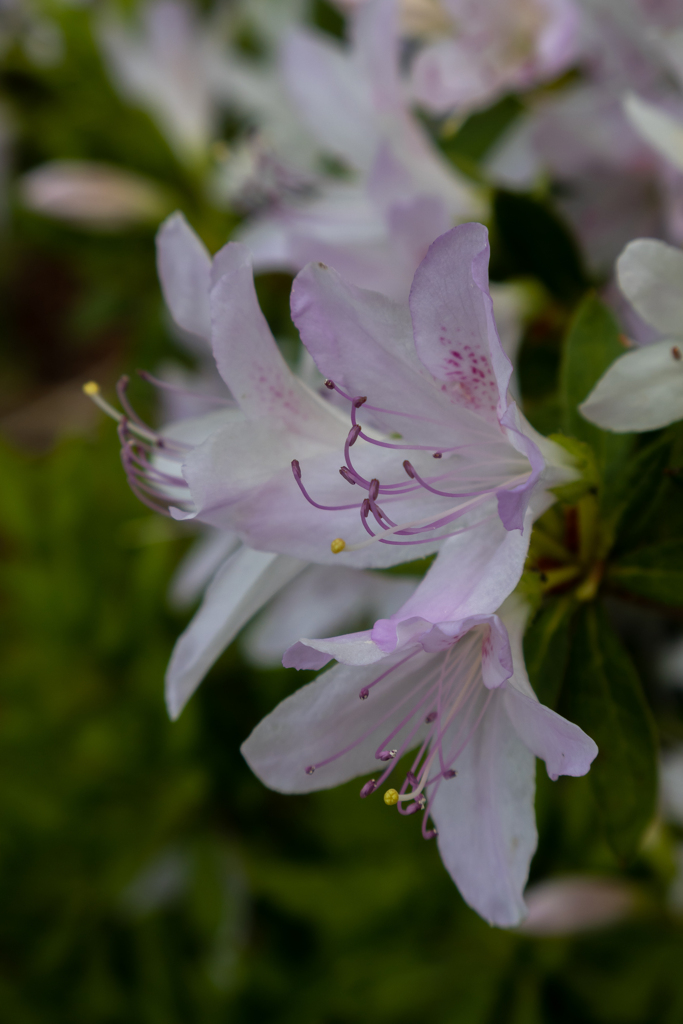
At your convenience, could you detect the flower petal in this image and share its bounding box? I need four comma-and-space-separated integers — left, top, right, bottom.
156, 211, 212, 339
579, 338, 683, 432
409, 223, 513, 424
165, 547, 305, 719
167, 528, 240, 610
291, 260, 496, 446
242, 566, 416, 667
617, 237, 683, 337
503, 686, 598, 781
282, 27, 377, 171
624, 92, 683, 174
209, 241, 343, 435
241, 649, 432, 792
370, 507, 532, 650
430, 688, 536, 927
496, 404, 544, 532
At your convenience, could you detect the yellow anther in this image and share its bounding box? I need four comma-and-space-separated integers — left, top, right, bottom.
83, 381, 100, 396
383, 788, 399, 806
331, 538, 346, 554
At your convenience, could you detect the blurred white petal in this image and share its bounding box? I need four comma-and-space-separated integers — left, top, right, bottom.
20, 161, 167, 228
518, 876, 634, 936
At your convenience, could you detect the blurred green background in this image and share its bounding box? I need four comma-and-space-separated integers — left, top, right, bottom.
3, 2, 683, 1022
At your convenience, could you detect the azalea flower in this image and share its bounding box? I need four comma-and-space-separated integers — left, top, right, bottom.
486, 3, 683, 273
242, 583, 597, 928
333, 0, 581, 116
404, 0, 582, 115
98, 0, 220, 164
237, 0, 483, 293
179, 220, 575, 573
87, 214, 574, 716
580, 236, 683, 431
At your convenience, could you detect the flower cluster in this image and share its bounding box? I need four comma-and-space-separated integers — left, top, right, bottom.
77, 0, 683, 931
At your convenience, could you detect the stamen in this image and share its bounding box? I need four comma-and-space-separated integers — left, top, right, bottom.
377, 749, 397, 761
83, 381, 171, 446
360, 779, 377, 797
347, 424, 361, 446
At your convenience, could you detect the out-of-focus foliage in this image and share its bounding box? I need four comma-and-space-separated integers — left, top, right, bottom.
5, 1, 683, 1022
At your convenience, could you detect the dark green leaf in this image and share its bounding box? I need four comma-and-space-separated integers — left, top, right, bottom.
523, 596, 576, 710
559, 294, 634, 485
610, 436, 674, 551
491, 190, 588, 303
563, 602, 657, 860
442, 95, 523, 163
607, 540, 683, 605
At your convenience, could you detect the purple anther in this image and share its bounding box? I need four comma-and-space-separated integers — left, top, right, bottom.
404, 802, 421, 815
305, 766, 315, 775
443, 769, 457, 779
360, 779, 377, 798
425, 711, 437, 723
339, 467, 357, 485
348, 424, 362, 446
424, 828, 438, 840
291, 459, 302, 480
369, 478, 380, 501
359, 688, 370, 700
354, 396, 367, 408
433, 452, 442, 459
361, 498, 371, 519
324, 379, 335, 389
416, 794, 427, 809
377, 749, 397, 761
406, 771, 419, 787
403, 460, 415, 479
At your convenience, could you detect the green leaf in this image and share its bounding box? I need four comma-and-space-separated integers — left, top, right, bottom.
562, 602, 657, 860
491, 190, 588, 303
559, 294, 633, 484
523, 595, 576, 710
610, 436, 674, 551
607, 540, 683, 605
442, 95, 523, 163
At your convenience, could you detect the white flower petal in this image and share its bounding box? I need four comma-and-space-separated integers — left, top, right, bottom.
156, 211, 212, 339
431, 689, 536, 928
167, 528, 240, 610
617, 237, 683, 337
580, 338, 683, 432
165, 548, 305, 719
624, 92, 683, 174
241, 650, 432, 793
241, 566, 415, 668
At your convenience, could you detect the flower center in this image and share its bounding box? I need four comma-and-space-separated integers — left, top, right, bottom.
292, 380, 531, 553
303, 630, 492, 841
